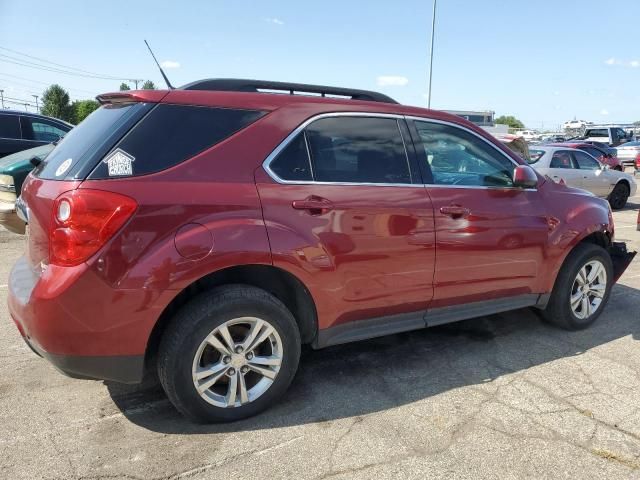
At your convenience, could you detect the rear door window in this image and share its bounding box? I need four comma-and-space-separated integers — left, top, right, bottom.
0, 114, 21, 139
268, 133, 313, 181
305, 117, 411, 184
89, 104, 265, 178
586, 129, 608, 138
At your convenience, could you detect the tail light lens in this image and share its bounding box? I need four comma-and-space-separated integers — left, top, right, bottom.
50, 189, 137, 266
635, 153, 640, 168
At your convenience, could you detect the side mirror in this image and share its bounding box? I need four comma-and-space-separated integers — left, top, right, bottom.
513, 165, 538, 188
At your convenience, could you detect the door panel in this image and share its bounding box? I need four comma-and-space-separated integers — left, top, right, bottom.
408, 118, 549, 308
572, 151, 610, 197
257, 181, 435, 329
427, 187, 548, 307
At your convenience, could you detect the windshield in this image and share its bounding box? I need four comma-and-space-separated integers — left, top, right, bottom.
32, 102, 152, 180
0, 144, 55, 169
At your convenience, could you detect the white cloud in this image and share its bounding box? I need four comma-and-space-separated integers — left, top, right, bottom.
264, 17, 284, 25
604, 57, 640, 68
600, 109, 609, 115
376, 75, 409, 87
160, 60, 180, 69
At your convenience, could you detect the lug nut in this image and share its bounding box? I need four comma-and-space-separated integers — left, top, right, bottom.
241, 366, 249, 374
227, 368, 236, 376
223, 356, 231, 364
245, 352, 254, 360
235, 346, 243, 354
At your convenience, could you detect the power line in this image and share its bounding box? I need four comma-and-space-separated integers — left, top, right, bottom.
0, 72, 99, 96
0, 55, 132, 81
0, 45, 140, 82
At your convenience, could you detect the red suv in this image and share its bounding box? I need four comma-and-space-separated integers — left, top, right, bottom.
8, 79, 636, 422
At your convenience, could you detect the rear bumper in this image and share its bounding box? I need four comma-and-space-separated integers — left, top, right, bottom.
609, 242, 637, 283
8, 256, 172, 384
20, 335, 143, 383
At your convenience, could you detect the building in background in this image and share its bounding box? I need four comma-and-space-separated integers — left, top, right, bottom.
442, 110, 494, 127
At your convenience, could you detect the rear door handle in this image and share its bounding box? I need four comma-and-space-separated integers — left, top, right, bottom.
440, 205, 470, 219
292, 197, 334, 215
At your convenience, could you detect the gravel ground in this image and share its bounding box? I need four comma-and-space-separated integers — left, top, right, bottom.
0, 192, 639, 480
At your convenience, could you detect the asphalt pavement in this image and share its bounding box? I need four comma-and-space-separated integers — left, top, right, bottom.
1, 192, 639, 480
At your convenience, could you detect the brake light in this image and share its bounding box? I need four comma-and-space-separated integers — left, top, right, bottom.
635, 153, 640, 168
50, 189, 137, 266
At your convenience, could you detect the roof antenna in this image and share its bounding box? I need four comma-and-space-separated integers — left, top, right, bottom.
144, 40, 174, 90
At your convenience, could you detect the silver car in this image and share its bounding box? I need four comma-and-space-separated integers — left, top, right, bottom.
529, 146, 637, 209
615, 141, 640, 167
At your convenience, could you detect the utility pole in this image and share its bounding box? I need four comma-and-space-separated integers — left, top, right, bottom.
32, 95, 39, 113
132, 79, 140, 89
427, 0, 438, 109
24, 103, 28, 112
0, 89, 4, 109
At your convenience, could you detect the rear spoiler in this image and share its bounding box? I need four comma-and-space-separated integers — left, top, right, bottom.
96, 90, 169, 105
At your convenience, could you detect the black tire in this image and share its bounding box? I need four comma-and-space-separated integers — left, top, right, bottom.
157, 285, 301, 423
541, 243, 613, 330
608, 182, 629, 210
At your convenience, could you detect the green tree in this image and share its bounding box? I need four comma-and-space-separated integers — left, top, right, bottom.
119, 82, 131, 91
495, 115, 525, 129
72, 99, 100, 124
40, 84, 73, 123
141, 80, 156, 90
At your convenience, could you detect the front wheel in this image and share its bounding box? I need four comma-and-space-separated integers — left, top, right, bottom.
541, 243, 613, 330
608, 182, 629, 210
157, 285, 301, 423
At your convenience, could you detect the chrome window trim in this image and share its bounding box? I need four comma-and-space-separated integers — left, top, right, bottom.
262, 112, 417, 187
262, 111, 538, 191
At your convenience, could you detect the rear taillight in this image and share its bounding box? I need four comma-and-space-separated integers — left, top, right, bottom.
50, 189, 137, 266
635, 153, 640, 168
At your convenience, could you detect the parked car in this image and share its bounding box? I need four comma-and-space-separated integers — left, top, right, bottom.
582, 126, 633, 147
515, 129, 540, 141
529, 146, 637, 209
616, 141, 640, 168
550, 142, 623, 170
0, 143, 55, 234
0, 110, 72, 158
8, 80, 636, 423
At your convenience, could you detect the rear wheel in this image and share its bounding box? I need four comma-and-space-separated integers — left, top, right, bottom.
541, 243, 613, 330
608, 182, 629, 210
158, 285, 301, 423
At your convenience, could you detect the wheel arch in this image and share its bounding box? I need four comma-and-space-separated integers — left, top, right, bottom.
145, 264, 318, 369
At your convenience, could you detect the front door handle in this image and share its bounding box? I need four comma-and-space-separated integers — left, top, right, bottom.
292, 196, 334, 215
440, 205, 470, 219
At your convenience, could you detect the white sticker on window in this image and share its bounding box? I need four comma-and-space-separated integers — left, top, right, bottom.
103, 149, 135, 176
55, 158, 73, 177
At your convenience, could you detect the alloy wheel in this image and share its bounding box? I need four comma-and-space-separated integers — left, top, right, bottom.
570, 260, 607, 320
192, 317, 283, 408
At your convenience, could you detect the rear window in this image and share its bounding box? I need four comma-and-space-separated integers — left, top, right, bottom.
33, 102, 152, 180
88, 104, 265, 178
0, 114, 21, 139
585, 129, 608, 138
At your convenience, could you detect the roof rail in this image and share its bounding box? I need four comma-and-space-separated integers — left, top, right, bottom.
180, 78, 398, 104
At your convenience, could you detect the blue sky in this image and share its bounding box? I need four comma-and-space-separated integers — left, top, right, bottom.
1, 0, 639, 129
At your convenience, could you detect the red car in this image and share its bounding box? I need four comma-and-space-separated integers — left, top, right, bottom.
8, 79, 636, 422
550, 142, 623, 170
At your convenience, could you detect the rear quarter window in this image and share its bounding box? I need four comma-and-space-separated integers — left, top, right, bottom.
89, 104, 265, 178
